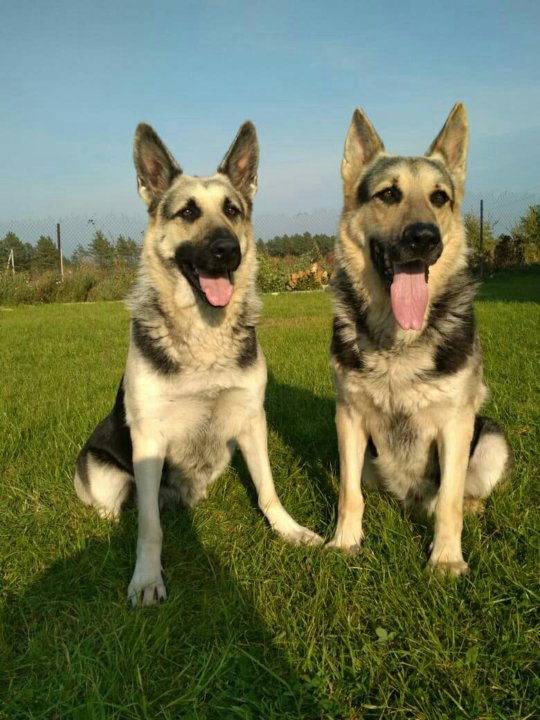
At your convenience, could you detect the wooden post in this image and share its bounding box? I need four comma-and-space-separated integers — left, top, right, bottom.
57, 222, 64, 281
479, 199, 484, 278
7, 248, 15, 274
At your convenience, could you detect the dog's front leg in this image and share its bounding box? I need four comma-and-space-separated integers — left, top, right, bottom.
237, 410, 323, 546
128, 431, 167, 606
428, 411, 474, 576
327, 402, 367, 553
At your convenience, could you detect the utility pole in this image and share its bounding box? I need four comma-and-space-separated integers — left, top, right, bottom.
57, 222, 64, 281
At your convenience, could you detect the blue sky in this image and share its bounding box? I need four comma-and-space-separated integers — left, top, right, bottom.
1, 0, 539, 238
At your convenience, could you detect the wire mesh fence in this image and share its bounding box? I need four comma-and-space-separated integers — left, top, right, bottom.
1, 195, 538, 287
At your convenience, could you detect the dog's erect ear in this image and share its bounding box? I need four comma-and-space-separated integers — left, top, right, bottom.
426, 103, 468, 188
341, 109, 385, 196
218, 121, 259, 199
133, 123, 182, 206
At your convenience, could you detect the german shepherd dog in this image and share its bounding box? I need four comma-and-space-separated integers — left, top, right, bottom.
75, 122, 322, 605
328, 104, 511, 575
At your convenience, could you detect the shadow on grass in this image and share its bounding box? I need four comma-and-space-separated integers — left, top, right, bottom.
1, 509, 324, 719
261, 372, 436, 549
265, 372, 338, 514
227, 372, 338, 538
476, 264, 540, 303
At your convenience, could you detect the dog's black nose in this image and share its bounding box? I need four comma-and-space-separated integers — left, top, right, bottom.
402, 223, 441, 255
210, 235, 241, 269
394, 222, 443, 266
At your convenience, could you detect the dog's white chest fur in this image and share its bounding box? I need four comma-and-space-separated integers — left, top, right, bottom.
124, 351, 266, 500
336, 350, 480, 501
340, 346, 455, 414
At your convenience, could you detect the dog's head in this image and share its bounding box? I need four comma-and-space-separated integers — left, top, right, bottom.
134, 121, 258, 308
340, 104, 468, 330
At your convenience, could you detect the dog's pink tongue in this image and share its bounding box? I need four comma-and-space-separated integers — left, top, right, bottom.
390, 261, 428, 331
198, 272, 234, 307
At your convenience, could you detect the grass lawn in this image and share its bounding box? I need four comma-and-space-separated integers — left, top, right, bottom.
0, 268, 538, 719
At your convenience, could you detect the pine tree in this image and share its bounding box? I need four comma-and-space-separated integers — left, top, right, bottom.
33, 235, 58, 272
115, 235, 141, 267
0, 232, 33, 271
88, 231, 114, 269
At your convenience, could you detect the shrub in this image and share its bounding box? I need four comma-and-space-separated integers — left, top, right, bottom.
0, 273, 34, 305
256, 253, 287, 293
0, 267, 137, 305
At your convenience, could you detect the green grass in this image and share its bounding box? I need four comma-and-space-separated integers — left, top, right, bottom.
1, 270, 538, 719
476, 264, 540, 303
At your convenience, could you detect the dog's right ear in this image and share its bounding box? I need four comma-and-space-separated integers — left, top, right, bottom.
341, 109, 385, 198
426, 103, 468, 194
133, 124, 182, 206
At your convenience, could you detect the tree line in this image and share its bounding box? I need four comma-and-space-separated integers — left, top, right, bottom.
256, 232, 335, 258
464, 205, 540, 272
1, 206, 539, 276
0, 231, 141, 273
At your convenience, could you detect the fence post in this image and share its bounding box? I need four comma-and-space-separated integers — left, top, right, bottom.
479, 199, 484, 278
57, 222, 64, 281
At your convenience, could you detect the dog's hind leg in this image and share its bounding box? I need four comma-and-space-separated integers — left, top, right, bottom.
74, 377, 134, 519
74, 452, 132, 520
464, 416, 512, 509
237, 411, 323, 546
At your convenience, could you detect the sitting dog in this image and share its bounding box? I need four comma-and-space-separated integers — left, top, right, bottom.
328, 104, 511, 575
75, 121, 322, 605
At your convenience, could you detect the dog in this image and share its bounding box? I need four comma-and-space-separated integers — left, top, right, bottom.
327, 103, 511, 575
74, 121, 322, 605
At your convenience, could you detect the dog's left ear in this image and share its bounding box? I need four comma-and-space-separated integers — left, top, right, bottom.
218, 121, 259, 199
134, 123, 182, 207
426, 103, 468, 188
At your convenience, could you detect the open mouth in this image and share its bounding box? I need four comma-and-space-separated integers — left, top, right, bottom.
181, 264, 235, 308
369, 224, 446, 331
369, 239, 433, 331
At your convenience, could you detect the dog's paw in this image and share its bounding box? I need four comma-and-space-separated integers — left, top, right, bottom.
426, 558, 469, 578
96, 506, 121, 521
127, 574, 167, 607
326, 530, 363, 554
463, 497, 485, 515
279, 524, 324, 547
271, 514, 323, 546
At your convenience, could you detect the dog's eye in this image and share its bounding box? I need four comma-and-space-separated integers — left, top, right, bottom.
375, 186, 402, 205
224, 200, 241, 219
176, 201, 201, 222
430, 190, 450, 208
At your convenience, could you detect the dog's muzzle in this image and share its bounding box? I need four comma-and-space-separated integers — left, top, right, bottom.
370, 223, 443, 285
174, 230, 241, 308
370, 223, 443, 332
